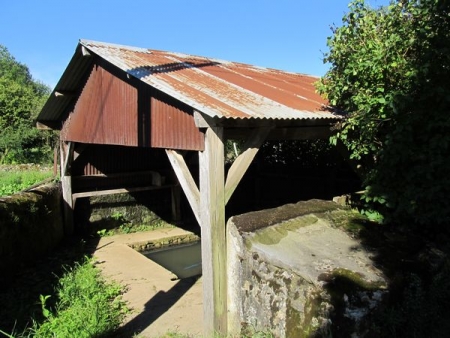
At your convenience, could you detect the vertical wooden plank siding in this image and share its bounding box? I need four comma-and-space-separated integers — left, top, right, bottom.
199, 126, 227, 336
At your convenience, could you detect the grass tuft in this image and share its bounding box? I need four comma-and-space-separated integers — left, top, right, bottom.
26, 257, 127, 338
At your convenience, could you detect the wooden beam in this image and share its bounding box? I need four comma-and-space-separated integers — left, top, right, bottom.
63, 141, 74, 176
193, 110, 217, 128
199, 126, 227, 336
72, 184, 176, 200
60, 141, 74, 235
36, 122, 53, 130
165, 149, 201, 225
81, 45, 91, 56
224, 127, 271, 204
35, 120, 61, 130
73, 143, 88, 161
54, 91, 77, 97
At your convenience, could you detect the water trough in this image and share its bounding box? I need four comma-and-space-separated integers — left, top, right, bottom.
141, 241, 202, 279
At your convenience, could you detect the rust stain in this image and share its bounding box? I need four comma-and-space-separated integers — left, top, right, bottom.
38, 40, 340, 129
84, 40, 336, 120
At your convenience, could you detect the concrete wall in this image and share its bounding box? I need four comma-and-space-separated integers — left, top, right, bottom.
227, 200, 387, 337
0, 182, 64, 272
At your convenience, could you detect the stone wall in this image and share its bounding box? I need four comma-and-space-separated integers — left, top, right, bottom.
0, 182, 64, 272
227, 199, 387, 337
74, 188, 179, 235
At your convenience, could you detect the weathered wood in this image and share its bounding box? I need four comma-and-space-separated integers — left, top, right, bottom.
224, 127, 271, 204
63, 141, 74, 176
199, 126, 227, 336
194, 110, 217, 128
165, 149, 201, 225
73, 143, 88, 161
60, 141, 74, 235
54, 91, 77, 97
36, 121, 54, 130
71, 184, 177, 201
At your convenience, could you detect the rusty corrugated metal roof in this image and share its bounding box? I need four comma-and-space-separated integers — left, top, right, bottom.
38, 39, 339, 124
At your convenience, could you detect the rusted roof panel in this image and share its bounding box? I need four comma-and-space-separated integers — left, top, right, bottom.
87, 40, 335, 119
37, 40, 340, 126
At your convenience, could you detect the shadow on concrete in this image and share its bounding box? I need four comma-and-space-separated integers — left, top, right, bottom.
113, 276, 199, 337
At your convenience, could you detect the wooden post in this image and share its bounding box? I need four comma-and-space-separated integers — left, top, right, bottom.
60, 141, 74, 235
199, 126, 227, 336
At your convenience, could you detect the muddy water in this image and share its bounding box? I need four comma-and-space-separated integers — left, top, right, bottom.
142, 241, 202, 279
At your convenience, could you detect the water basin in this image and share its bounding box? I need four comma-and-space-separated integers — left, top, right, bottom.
142, 241, 202, 279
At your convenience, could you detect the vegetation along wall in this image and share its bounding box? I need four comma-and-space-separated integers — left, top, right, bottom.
0, 182, 64, 272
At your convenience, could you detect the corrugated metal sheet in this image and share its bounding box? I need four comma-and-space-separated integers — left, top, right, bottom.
38, 40, 340, 125
38, 46, 94, 127
151, 92, 204, 151
61, 63, 139, 145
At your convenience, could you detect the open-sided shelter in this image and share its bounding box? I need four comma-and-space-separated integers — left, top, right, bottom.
36, 40, 341, 335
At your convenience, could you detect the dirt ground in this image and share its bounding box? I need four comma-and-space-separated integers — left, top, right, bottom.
92, 228, 203, 337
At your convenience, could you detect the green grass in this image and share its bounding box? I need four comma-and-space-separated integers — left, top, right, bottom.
0, 256, 128, 338
97, 220, 174, 237
28, 258, 127, 338
95, 211, 174, 237
0, 165, 53, 197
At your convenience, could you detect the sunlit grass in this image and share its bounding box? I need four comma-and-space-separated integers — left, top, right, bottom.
29, 258, 128, 338
0, 165, 53, 196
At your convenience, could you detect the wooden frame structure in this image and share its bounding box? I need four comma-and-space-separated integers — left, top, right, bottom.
37, 40, 341, 336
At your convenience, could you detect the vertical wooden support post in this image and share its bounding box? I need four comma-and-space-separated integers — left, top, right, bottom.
199, 126, 227, 336
60, 141, 74, 236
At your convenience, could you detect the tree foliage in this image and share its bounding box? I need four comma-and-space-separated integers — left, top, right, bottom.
317, 0, 450, 228
0, 45, 54, 164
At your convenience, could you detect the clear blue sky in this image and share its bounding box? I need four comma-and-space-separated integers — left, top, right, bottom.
1, 0, 389, 89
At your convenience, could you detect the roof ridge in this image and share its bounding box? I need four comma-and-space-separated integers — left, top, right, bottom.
79, 39, 151, 54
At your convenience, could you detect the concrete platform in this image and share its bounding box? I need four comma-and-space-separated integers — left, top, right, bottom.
92, 228, 203, 337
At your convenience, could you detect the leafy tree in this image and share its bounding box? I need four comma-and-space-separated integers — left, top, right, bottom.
0, 45, 54, 164
317, 0, 450, 229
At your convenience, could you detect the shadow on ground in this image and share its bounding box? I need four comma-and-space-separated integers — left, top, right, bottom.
0, 235, 100, 335
112, 276, 199, 337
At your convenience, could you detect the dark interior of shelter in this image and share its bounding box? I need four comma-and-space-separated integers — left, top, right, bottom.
71, 139, 360, 235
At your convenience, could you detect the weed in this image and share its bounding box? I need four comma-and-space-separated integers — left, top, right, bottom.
26, 257, 128, 338
97, 220, 174, 237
